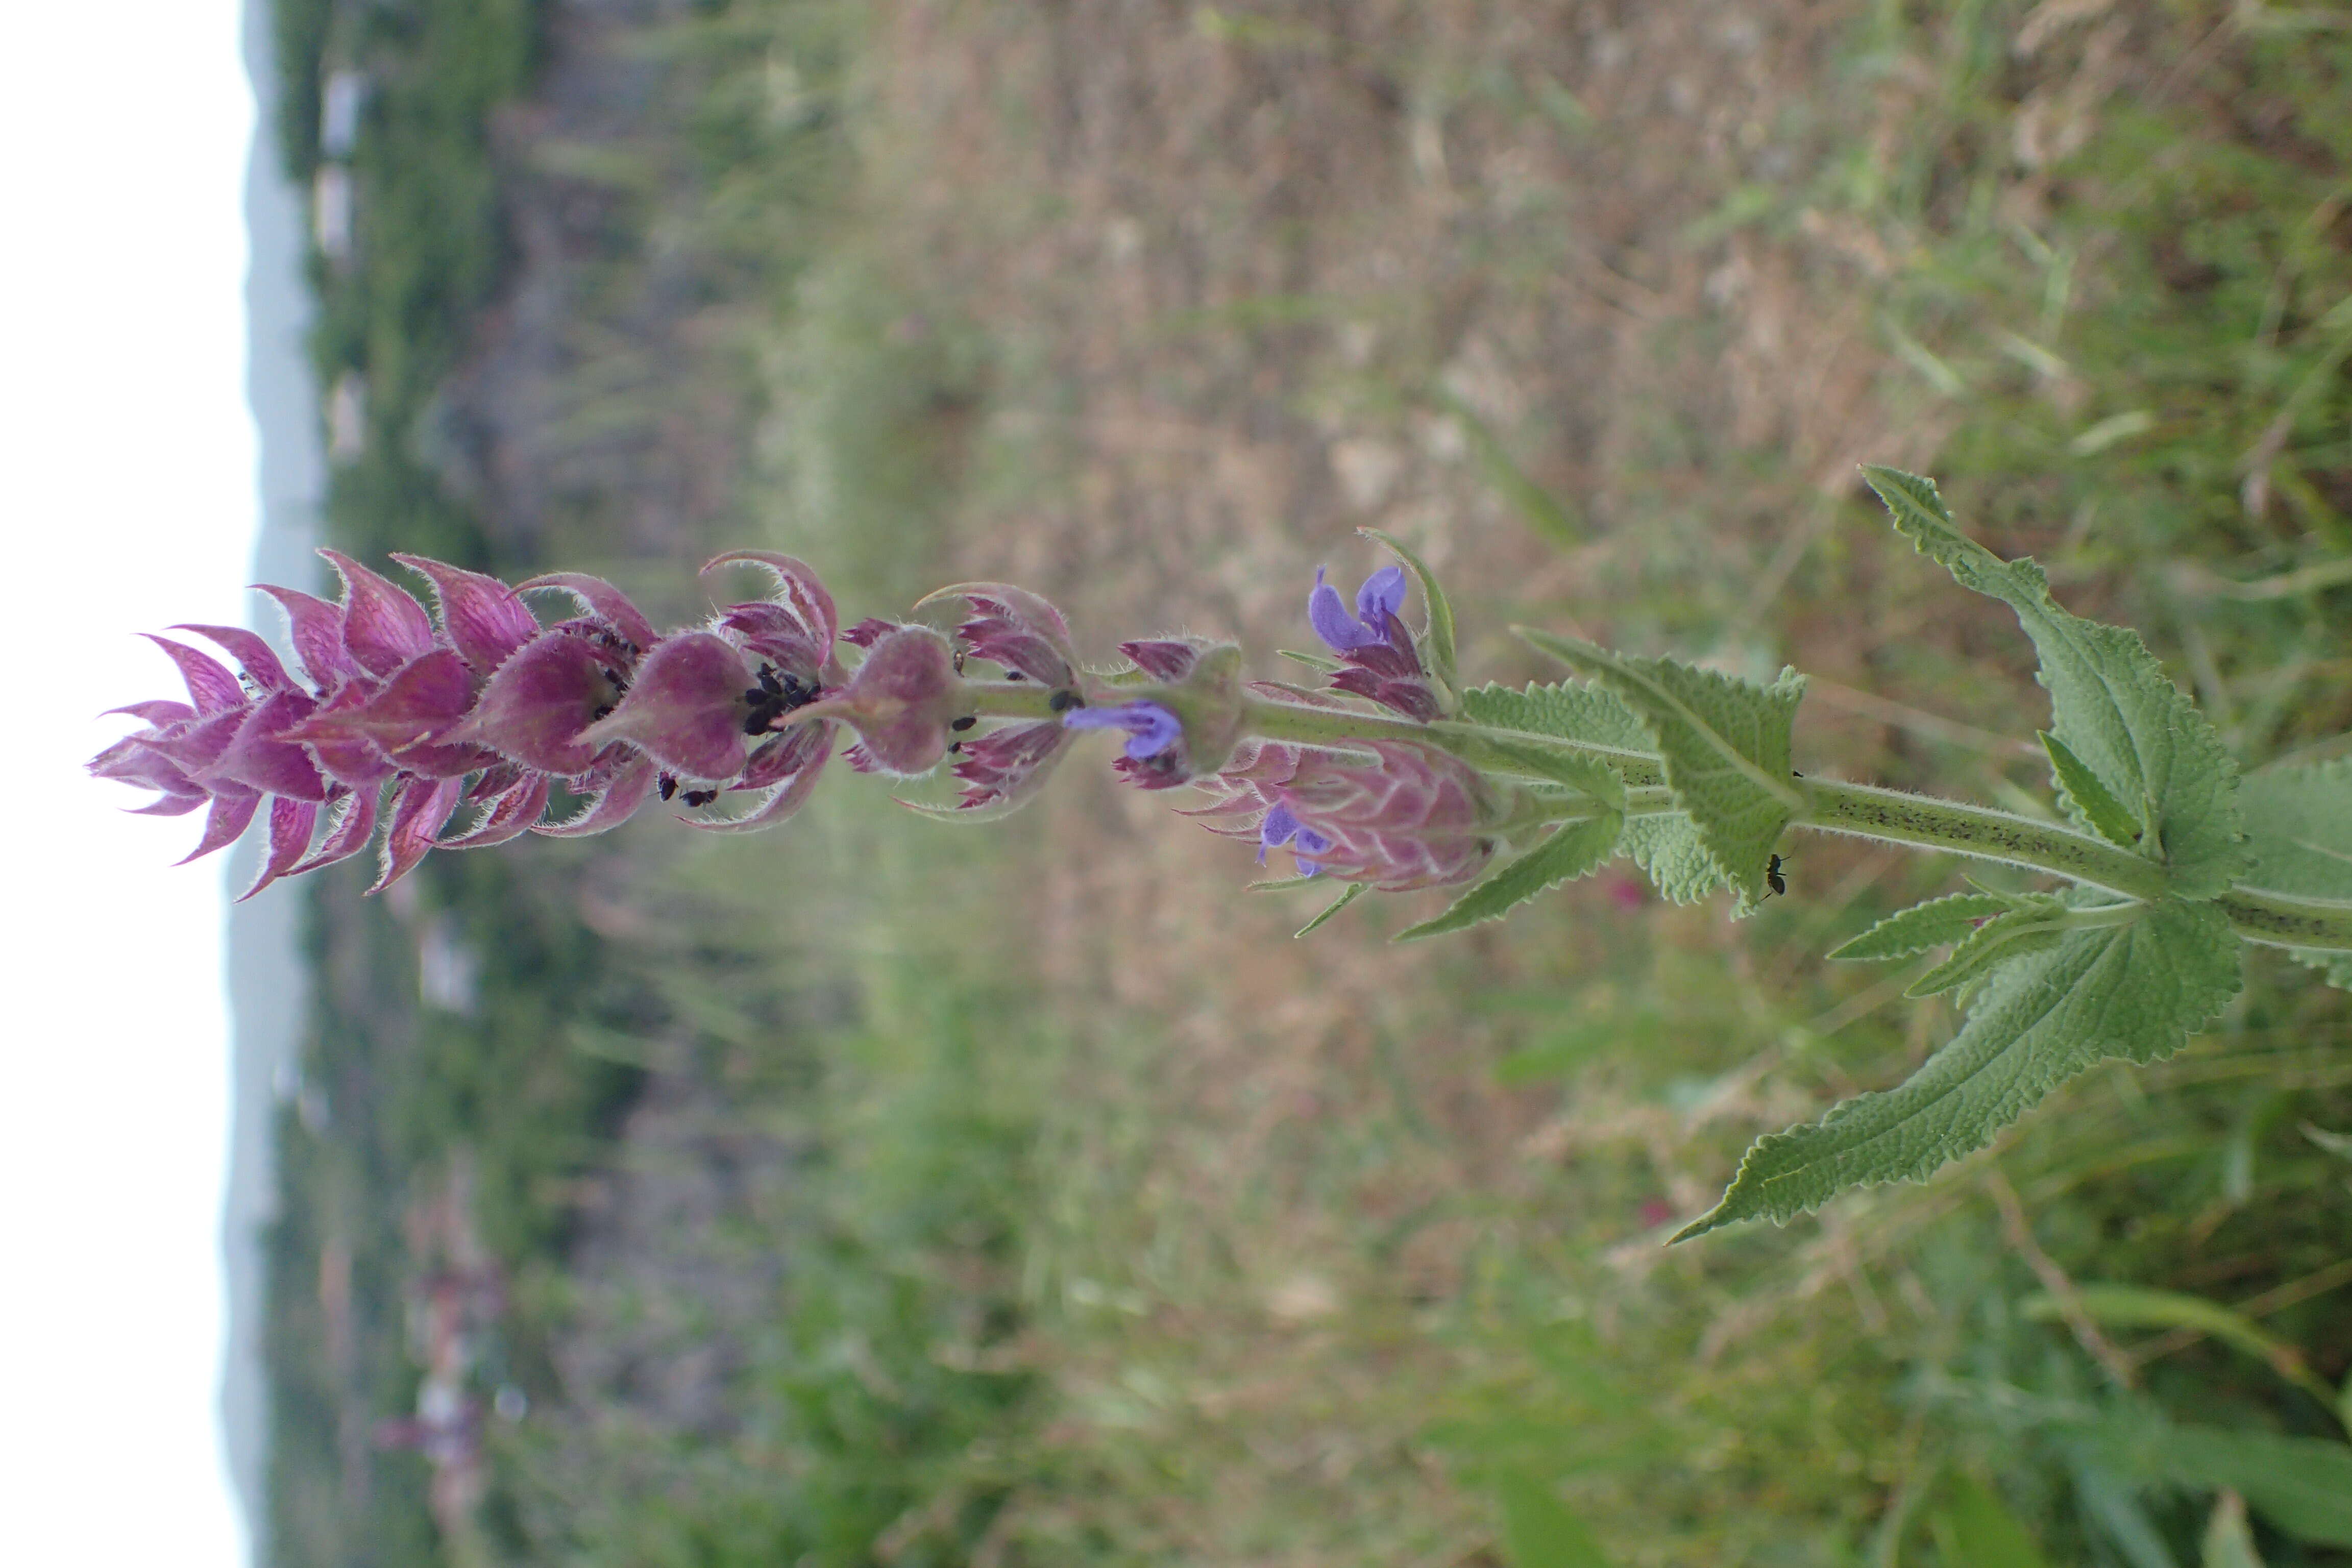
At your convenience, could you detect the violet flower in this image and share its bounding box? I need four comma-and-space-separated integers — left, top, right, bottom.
1307, 565, 1441, 722
1256, 802, 1332, 874
1062, 701, 1192, 790
964, 639, 1213, 808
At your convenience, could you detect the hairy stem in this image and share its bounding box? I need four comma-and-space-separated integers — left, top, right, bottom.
1794, 778, 2172, 900
1238, 696, 1668, 788
1213, 693, 2352, 951
963, 679, 1065, 721
2213, 886, 2352, 953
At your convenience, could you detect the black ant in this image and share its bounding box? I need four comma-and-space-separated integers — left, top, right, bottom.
1763, 853, 1790, 899
742, 663, 819, 735
680, 788, 718, 808
657, 774, 678, 802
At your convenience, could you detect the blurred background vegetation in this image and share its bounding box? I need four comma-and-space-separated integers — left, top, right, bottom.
258, 2, 2350, 1564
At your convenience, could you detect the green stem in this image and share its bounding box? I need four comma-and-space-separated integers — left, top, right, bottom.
1793, 778, 2171, 901
2213, 886, 2352, 953
1216, 693, 2352, 952
1515, 786, 1679, 830
964, 679, 1063, 721
1239, 696, 1667, 788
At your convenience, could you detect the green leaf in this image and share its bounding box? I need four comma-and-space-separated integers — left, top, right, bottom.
1278, 647, 1344, 674
1494, 1471, 1614, 1568
1459, 680, 1720, 900
2021, 1284, 2338, 1409
1930, 1476, 2052, 1568
2071, 1461, 2179, 1568
1460, 680, 1650, 752
1904, 903, 2070, 999
1360, 526, 1459, 695
1516, 631, 1804, 909
2239, 759, 2352, 898
1863, 467, 2244, 898
2237, 761, 2352, 990
2202, 1492, 2266, 1568
2043, 730, 2146, 848
1677, 898, 2240, 1237
1478, 739, 1625, 808
2074, 1416, 2352, 1546
1295, 882, 1364, 938
1619, 815, 1730, 904
1828, 892, 2011, 962
1395, 812, 1624, 941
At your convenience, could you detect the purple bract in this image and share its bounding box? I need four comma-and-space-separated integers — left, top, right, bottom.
1191, 737, 1511, 891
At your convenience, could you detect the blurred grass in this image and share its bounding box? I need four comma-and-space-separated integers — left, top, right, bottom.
260, 1, 2352, 1565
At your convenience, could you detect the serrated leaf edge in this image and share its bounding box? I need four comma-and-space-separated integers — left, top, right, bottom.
2040, 729, 2145, 849
1514, 629, 1805, 812
1394, 811, 1624, 942
1903, 911, 2070, 998
1827, 892, 2011, 962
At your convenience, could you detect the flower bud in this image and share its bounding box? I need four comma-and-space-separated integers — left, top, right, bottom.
790, 625, 962, 777
1196, 740, 1519, 891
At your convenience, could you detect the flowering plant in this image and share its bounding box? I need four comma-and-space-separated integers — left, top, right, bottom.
90, 471, 2352, 1236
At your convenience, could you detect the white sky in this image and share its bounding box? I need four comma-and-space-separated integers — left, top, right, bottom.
0, 4, 253, 1562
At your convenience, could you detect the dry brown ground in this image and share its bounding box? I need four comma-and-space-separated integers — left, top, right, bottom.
798, 1, 2014, 1550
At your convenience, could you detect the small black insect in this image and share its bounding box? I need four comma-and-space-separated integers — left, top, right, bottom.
948, 741, 963, 755
1763, 853, 1790, 898
1004, 670, 1024, 681
741, 663, 820, 735
657, 774, 678, 802
1048, 689, 1080, 713
681, 788, 718, 808
950, 716, 976, 732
